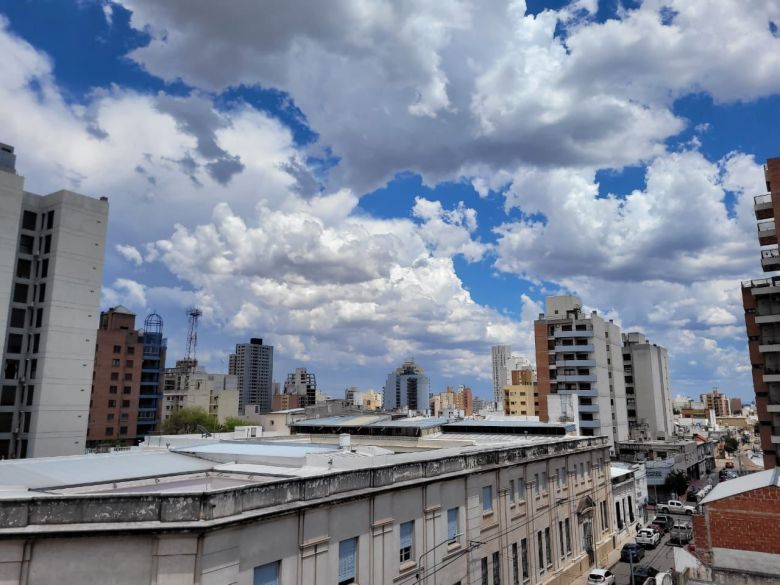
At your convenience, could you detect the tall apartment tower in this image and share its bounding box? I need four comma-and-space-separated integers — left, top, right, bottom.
700, 388, 731, 417
491, 345, 511, 406
383, 358, 430, 412
283, 367, 317, 406
0, 144, 108, 458
534, 295, 628, 450
741, 156, 780, 468
228, 338, 273, 412
138, 312, 166, 437
622, 332, 673, 440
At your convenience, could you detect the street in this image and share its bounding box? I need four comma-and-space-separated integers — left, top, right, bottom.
610, 531, 676, 583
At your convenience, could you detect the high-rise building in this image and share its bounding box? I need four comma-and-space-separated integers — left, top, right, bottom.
534, 295, 629, 450
700, 388, 731, 417
0, 144, 108, 458
491, 345, 511, 405
741, 156, 780, 468
383, 358, 429, 412
622, 332, 673, 440
228, 338, 273, 413
284, 367, 317, 406
730, 398, 743, 415
138, 312, 166, 437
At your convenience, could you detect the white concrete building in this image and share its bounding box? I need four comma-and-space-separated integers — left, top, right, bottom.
163, 365, 240, 423
383, 358, 430, 412
622, 332, 674, 440
534, 296, 629, 451
0, 418, 617, 585
0, 144, 108, 458
491, 345, 511, 406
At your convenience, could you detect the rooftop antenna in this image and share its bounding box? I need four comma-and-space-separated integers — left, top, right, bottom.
184, 306, 202, 365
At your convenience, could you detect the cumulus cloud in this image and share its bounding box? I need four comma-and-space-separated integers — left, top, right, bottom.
115, 244, 143, 266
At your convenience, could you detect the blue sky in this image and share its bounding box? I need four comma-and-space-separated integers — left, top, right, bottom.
2, 0, 780, 402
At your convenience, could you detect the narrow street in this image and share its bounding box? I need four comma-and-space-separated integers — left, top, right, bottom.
609, 531, 677, 583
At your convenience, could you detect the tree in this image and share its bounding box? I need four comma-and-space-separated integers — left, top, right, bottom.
723, 436, 739, 454
664, 470, 690, 498
162, 406, 219, 435
219, 417, 246, 432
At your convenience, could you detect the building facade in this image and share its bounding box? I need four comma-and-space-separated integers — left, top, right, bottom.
282, 367, 317, 407
0, 429, 616, 585
431, 385, 474, 417
162, 365, 239, 424
138, 312, 166, 437
383, 358, 430, 412
229, 337, 273, 413
622, 332, 673, 440
0, 144, 108, 458
504, 376, 537, 417
491, 344, 511, 406
534, 296, 629, 450
700, 388, 731, 418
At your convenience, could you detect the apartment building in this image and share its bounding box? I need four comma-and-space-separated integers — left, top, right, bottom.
700, 388, 731, 418
741, 155, 780, 468
162, 364, 239, 424
383, 358, 430, 412
622, 332, 673, 440
275, 366, 317, 409
534, 296, 629, 450
491, 344, 511, 406
0, 419, 616, 585
0, 144, 108, 458
431, 385, 474, 417
503, 367, 537, 416
228, 337, 273, 412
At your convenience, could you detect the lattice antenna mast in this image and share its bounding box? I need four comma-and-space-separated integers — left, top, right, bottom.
184, 307, 203, 364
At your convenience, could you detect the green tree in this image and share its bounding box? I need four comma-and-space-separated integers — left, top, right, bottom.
723, 436, 739, 454
664, 470, 690, 497
219, 417, 246, 432
162, 406, 219, 435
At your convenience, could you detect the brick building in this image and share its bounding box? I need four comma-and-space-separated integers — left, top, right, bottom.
691, 468, 780, 583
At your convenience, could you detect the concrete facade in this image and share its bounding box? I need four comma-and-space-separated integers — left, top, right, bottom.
163, 365, 239, 424
0, 433, 616, 585
491, 345, 511, 406
534, 296, 629, 451
622, 332, 674, 440
0, 147, 108, 458
229, 338, 273, 413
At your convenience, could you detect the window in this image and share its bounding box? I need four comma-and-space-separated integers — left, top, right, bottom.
110, 372, 119, 381
628, 496, 635, 523
544, 527, 552, 569
253, 561, 279, 585
512, 543, 520, 585
534, 474, 539, 496
482, 485, 493, 513
493, 551, 501, 585
32, 334, 39, 353
537, 531, 545, 575
40, 258, 48, 278
35, 308, 43, 328
517, 478, 525, 500
4, 359, 19, 380
579, 462, 585, 481
124, 373, 132, 381
1, 386, 16, 406
22, 210, 37, 230
111, 359, 120, 367
109, 386, 117, 394
6, 334, 23, 354
46, 210, 54, 230
447, 508, 459, 542
119, 426, 128, 435
541, 471, 548, 493
123, 386, 131, 394
125, 360, 134, 368
615, 501, 623, 530
509, 479, 515, 503
521, 538, 529, 585
120, 413, 128, 422
127, 346, 135, 354
121, 400, 130, 408
399, 521, 413, 564
43, 234, 51, 254
16, 258, 31, 279
13, 283, 28, 303
10, 308, 25, 328
105, 427, 113, 436
107, 414, 114, 421
559, 521, 566, 560
108, 400, 116, 408
600, 501, 609, 532
19, 234, 34, 254
113, 345, 121, 354
25, 385, 34, 406
338, 537, 357, 585
37, 283, 45, 302
481, 557, 489, 585
564, 519, 571, 555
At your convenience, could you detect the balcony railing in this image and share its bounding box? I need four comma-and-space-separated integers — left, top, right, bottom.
759, 220, 777, 232
755, 193, 773, 205
762, 248, 780, 260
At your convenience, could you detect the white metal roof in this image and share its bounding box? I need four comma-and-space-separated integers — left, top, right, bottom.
699, 467, 780, 505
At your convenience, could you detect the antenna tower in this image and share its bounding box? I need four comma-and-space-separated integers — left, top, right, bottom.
184, 306, 203, 365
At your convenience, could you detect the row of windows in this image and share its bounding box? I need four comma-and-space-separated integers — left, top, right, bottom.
103, 426, 129, 436
20, 209, 55, 232
0, 410, 32, 433
3, 358, 37, 381
15, 257, 49, 280
5, 332, 40, 355
112, 345, 136, 355
110, 359, 135, 368
8, 307, 44, 329
0, 385, 34, 407
11, 282, 46, 304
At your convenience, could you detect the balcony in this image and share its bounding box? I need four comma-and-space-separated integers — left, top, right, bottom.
759, 219, 778, 246
554, 330, 593, 338
579, 419, 602, 429
579, 404, 599, 413
772, 427, 780, 444
762, 247, 780, 272
556, 374, 597, 383
554, 344, 594, 353
755, 193, 774, 220
764, 370, 780, 383
556, 359, 596, 367
759, 342, 780, 353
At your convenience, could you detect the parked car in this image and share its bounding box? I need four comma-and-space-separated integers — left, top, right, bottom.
635, 528, 661, 548
657, 500, 696, 515
620, 543, 646, 563
587, 569, 616, 585
644, 524, 662, 536
628, 565, 659, 585
650, 514, 673, 534
670, 521, 693, 544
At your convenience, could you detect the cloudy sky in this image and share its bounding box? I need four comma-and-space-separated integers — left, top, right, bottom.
2, 0, 779, 401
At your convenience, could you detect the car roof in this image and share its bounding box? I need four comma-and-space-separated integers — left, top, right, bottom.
590, 569, 610, 575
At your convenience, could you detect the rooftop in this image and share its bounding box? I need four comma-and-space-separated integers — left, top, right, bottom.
699, 467, 780, 505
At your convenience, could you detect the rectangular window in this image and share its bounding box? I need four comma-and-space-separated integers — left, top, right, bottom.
10, 308, 25, 328
521, 538, 529, 585
124, 373, 132, 381
628, 496, 635, 523
493, 551, 501, 585
509, 479, 515, 503
399, 521, 413, 564
338, 537, 357, 585
127, 345, 135, 354
37, 283, 45, 303
534, 474, 540, 496
0, 386, 15, 406
13, 283, 28, 303
123, 386, 131, 394
482, 485, 493, 513
112, 359, 120, 367
105, 427, 113, 436
35, 308, 43, 328
110, 372, 119, 381
559, 521, 565, 560
46, 210, 54, 230
113, 345, 121, 354
512, 543, 520, 585
40, 258, 48, 278
22, 210, 37, 230
565, 519, 571, 555
541, 471, 548, 493
119, 426, 128, 435
125, 360, 133, 367
28, 359, 37, 380
107, 413, 114, 421
121, 400, 130, 408
481, 557, 489, 585
253, 561, 279, 585
25, 385, 33, 406
43, 234, 51, 254
545, 527, 552, 569
517, 478, 525, 500
4, 359, 19, 380
6, 334, 23, 354
19, 234, 34, 254
32, 334, 40, 353
16, 258, 31, 279
120, 413, 128, 421
108, 400, 116, 408
537, 531, 545, 575
109, 385, 117, 394
447, 507, 459, 542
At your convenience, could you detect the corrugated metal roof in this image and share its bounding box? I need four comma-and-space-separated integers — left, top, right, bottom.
174, 442, 338, 457
292, 415, 391, 427
700, 467, 780, 505
0, 451, 214, 490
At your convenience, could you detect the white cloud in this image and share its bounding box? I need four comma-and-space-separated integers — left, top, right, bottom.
102, 278, 147, 308
115, 244, 143, 266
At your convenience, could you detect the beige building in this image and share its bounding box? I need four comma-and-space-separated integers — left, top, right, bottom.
504, 383, 538, 416
0, 419, 617, 585
163, 364, 239, 424
700, 388, 731, 417
431, 385, 474, 417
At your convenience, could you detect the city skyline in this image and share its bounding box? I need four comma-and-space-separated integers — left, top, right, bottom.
2, 1, 780, 401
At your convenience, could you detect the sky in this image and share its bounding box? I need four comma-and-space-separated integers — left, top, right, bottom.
2, 0, 780, 402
